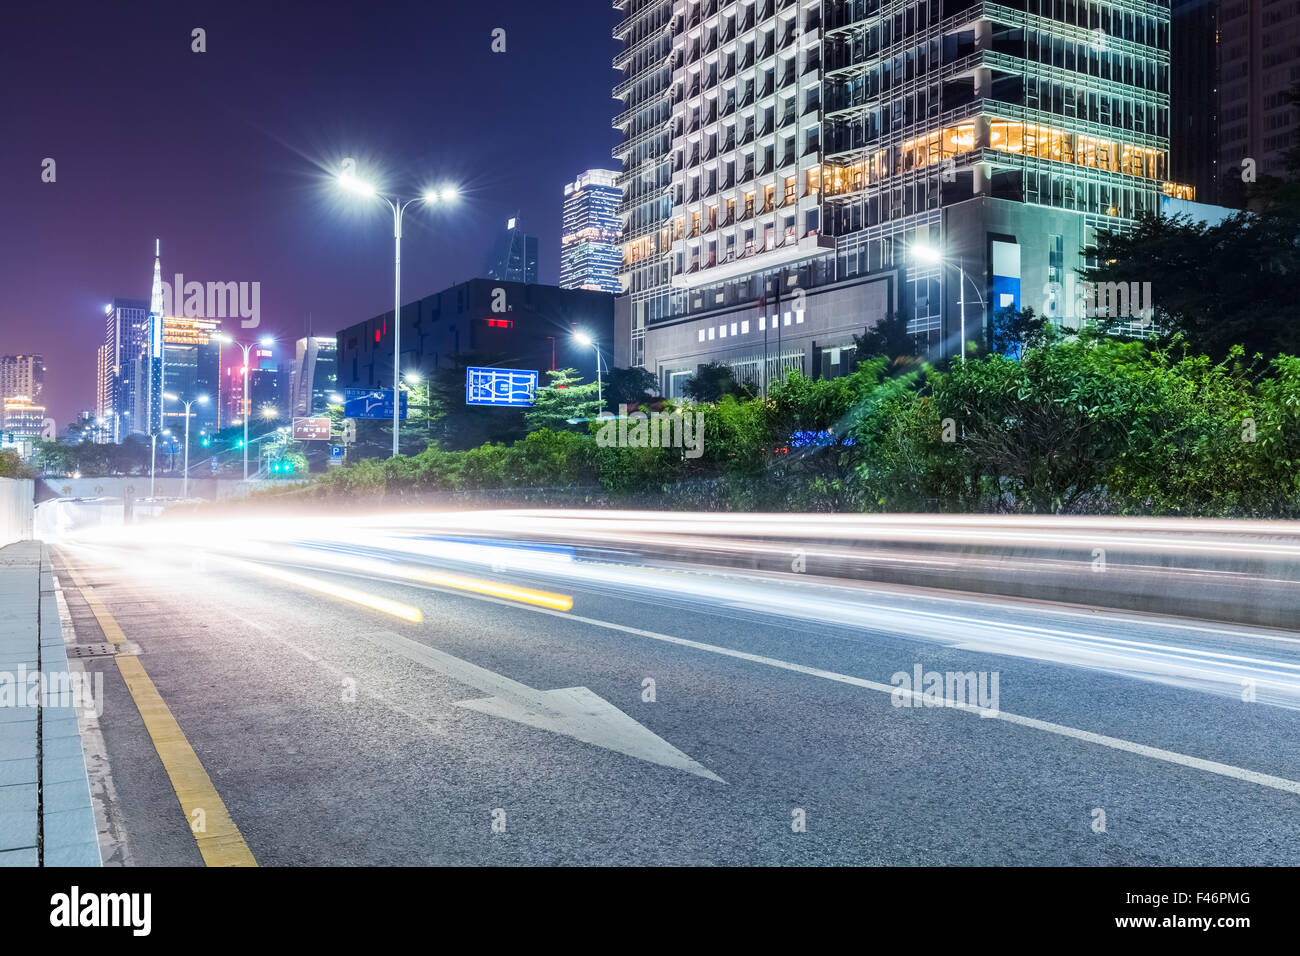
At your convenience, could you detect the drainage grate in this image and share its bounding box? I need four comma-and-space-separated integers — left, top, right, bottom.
68, 642, 122, 659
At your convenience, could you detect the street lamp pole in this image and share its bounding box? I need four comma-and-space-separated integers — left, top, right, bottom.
165, 394, 209, 498
910, 243, 985, 365
573, 332, 603, 408
337, 170, 458, 458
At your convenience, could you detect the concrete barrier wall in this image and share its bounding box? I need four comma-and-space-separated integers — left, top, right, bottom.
0, 479, 34, 547
37, 477, 252, 502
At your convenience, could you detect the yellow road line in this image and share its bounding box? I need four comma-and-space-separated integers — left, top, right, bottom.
58, 553, 257, 867
114, 655, 257, 867
58, 561, 127, 644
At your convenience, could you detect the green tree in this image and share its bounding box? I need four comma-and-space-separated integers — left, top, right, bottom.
524, 368, 602, 432
853, 311, 916, 363
989, 306, 1049, 356
605, 366, 659, 411
683, 361, 756, 402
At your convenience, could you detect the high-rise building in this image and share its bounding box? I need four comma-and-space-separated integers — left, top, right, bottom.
289, 337, 338, 417
161, 316, 222, 435
99, 297, 150, 442
1170, 0, 1218, 203
483, 218, 540, 284
1218, 0, 1300, 200
0, 354, 45, 404
613, 0, 1173, 393
144, 239, 166, 436
249, 368, 288, 422
561, 170, 624, 294
2, 397, 48, 454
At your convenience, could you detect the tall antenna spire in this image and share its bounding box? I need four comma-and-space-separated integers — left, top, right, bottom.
149, 238, 164, 317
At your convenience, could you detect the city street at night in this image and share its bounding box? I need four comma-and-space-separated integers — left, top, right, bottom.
43, 512, 1300, 867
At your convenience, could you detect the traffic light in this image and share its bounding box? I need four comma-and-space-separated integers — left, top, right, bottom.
235, 439, 244, 448
200, 438, 210, 447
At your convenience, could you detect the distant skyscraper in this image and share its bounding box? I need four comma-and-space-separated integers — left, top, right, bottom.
483, 218, 539, 284
1218, 0, 1300, 202
161, 316, 222, 435
561, 170, 623, 294
0, 354, 45, 403
289, 337, 338, 417
145, 239, 166, 436
1170, 0, 1218, 203
100, 297, 149, 442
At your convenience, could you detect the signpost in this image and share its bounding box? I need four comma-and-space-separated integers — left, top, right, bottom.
465, 367, 538, 407
293, 417, 332, 441
344, 389, 407, 421
328, 445, 344, 467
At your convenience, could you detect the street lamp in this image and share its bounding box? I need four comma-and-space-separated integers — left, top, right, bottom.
573, 331, 603, 408
337, 166, 459, 457
215, 333, 274, 480
165, 392, 209, 498
909, 242, 986, 365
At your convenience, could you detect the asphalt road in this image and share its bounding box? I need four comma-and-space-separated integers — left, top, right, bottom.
49, 530, 1300, 866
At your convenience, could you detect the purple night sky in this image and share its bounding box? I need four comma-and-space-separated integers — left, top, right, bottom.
0, 0, 617, 425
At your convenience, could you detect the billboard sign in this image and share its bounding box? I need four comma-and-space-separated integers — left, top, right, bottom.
466, 367, 538, 407
292, 417, 332, 441
344, 389, 407, 420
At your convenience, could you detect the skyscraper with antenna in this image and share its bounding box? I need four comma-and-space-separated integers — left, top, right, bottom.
146, 238, 166, 435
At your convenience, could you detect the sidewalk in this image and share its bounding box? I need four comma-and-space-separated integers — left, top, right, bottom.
0, 541, 99, 866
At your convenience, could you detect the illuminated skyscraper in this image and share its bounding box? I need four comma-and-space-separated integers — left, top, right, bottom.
483, 218, 540, 284
561, 170, 624, 293
613, 0, 1172, 391
146, 239, 166, 436
99, 298, 149, 442
0, 354, 44, 404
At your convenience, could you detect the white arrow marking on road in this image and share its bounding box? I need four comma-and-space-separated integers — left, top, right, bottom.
360, 629, 723, 783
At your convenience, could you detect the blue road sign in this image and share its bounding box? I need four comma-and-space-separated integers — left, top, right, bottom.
329, 445, 344, 460
466, 367, 538, 407
344, 388, 407, 420
210, 459, 219, 473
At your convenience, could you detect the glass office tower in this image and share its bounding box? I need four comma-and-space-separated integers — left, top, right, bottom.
613, 0, 1171, 388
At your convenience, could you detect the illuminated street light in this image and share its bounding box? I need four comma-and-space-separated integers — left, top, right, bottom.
337, 163, 459, 457
215, 333, 275, 480
908, 242, 985, 364
573, 331, 602, 408
165, 393, 210, 498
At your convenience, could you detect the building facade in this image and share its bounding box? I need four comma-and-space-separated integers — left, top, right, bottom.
561, 170, 625, 293
335, 278, 615, 393
289, 337, 339, 418
98, 297, 150, 442
1170, 0, 1218, 202
483, 219, 540, 285
1217, 0, 1300, 198
161, 316, 223, 435
0, 354, 45, 404
613, 0, 1173, 394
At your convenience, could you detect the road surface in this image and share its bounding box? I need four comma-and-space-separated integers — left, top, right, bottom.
45, 517, 1300, 866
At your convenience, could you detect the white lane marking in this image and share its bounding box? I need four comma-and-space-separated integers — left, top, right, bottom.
542, 608, 1300, 796
343, 572, 1300, 797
